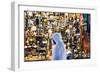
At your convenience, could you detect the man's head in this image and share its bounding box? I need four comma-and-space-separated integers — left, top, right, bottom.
52, 32, 62, 45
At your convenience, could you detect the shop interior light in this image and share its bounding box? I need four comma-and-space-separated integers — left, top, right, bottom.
65, 13, 68, 16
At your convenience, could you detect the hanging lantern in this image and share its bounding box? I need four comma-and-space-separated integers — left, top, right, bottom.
28, 11, 33, 17
80, 14, 84, 22
31, 25, 37, 31
48, 29, 52, 38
